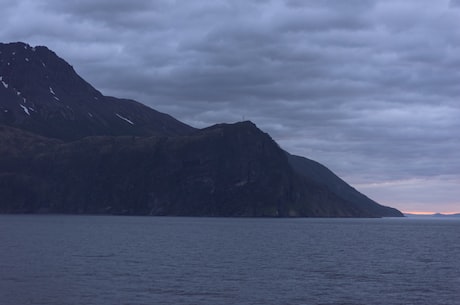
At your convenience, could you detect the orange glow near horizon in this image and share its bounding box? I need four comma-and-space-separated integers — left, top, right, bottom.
403, 211, 459, 215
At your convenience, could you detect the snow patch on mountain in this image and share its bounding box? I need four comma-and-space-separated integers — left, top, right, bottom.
1, 76, 8, 89
20, 104, 30, 116
115, 113, 134, 125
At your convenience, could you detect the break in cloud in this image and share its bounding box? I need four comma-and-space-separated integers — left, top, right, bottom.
1, 0, 460, 213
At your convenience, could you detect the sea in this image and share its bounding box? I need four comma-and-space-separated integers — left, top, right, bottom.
0, 215, 459, 305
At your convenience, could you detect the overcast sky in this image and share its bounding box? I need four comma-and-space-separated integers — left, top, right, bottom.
2, 0, 460, 213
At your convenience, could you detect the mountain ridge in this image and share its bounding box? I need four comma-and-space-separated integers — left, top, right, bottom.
0, 42, 403, 217
0, 42, 194, 140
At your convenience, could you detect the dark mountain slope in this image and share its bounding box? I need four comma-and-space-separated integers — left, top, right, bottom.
0, 42, 403, 217
0, 122, 402, 217
287, 154, 402, 217
0, 42, 194, 140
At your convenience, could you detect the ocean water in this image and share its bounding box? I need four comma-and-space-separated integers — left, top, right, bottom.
0, 215, 459, 305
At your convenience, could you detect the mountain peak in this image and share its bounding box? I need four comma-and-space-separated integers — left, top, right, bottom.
0, 41, 194, 140
0, 41, 33, 50
0, 41, 57, 56
0, 41, 102, 104
0, 42, 403, 218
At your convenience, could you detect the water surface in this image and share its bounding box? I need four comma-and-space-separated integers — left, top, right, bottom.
1, 216, 459, 305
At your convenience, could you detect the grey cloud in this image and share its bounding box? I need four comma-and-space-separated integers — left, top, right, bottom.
41, 0, 158, 21
45, 0, 156, 13
3, 0, 460, 212
285, 0, 375, 10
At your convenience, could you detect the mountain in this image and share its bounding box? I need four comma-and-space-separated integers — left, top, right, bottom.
0, 42, 194, 140
404, 213, 460, 217
0, 123, 402, 217
0, 42, 403, 217
287, 154, 402, 217
436, 213, 460, 217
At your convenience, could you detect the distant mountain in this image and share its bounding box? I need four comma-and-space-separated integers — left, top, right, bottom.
0, 42, 403, 217
0, 42, 194, 140
432, 213, 460, 217
404, 213, 460, 217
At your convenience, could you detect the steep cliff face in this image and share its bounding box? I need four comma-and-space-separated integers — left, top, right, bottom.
0, 42, 403, 217
0, 122, 293, 215
0, 123, 402, 217
0, 42, 194, 140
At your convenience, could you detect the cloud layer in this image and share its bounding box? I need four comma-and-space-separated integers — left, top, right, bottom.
2, 0, 460, 212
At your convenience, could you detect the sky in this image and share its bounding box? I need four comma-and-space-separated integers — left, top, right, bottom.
1, 0, 460, 213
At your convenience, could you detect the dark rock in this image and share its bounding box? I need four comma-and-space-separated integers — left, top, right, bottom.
0, 42, 194, 140
0, 123, 402, 217
287, 154, 403, 217
0, 42, 404, 217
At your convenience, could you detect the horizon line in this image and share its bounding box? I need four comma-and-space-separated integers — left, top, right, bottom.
403, 211, 460, 215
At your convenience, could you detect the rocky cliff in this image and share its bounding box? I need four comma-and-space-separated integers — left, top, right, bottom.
0, 123, 402, 217
0, 42, 403, 217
